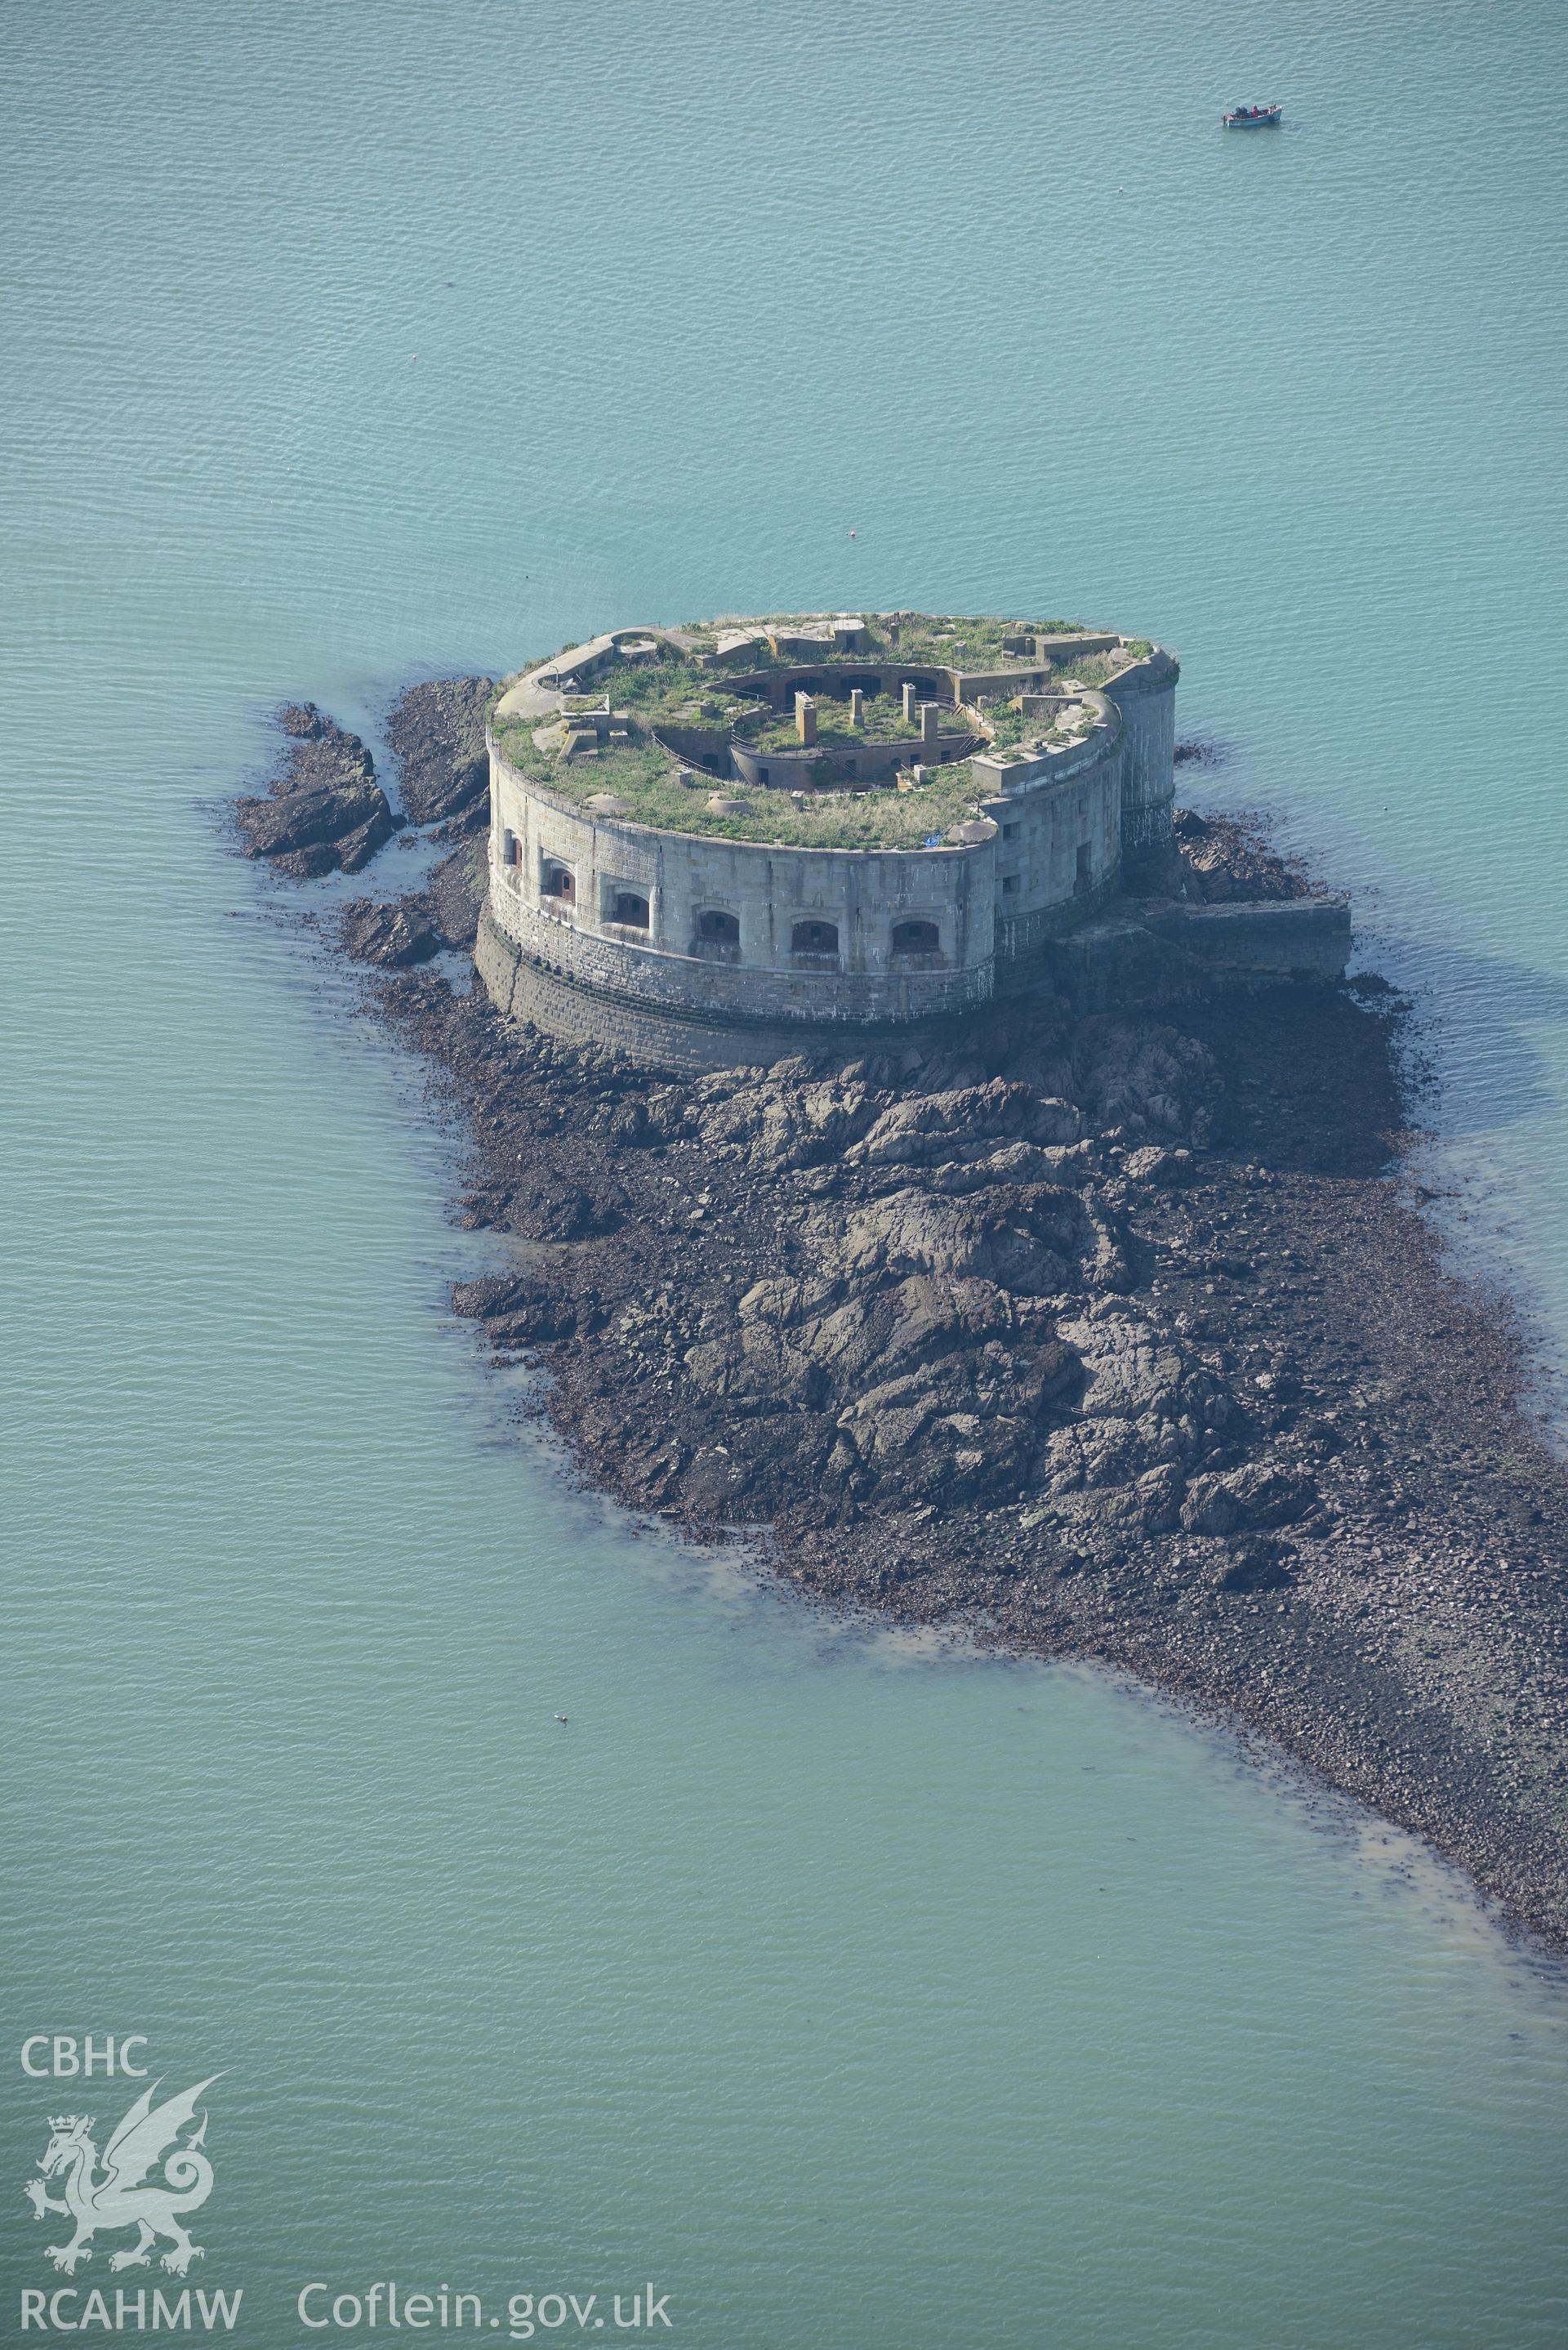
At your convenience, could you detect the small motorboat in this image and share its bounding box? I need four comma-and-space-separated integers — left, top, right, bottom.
1223, 102, 1283, 127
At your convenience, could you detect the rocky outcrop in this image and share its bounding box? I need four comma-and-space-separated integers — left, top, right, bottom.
844, 1081, 1084, 1167
1173, 806, 1315, 903
389, 894, 1568, 1950
235, 704, 395, 877
428, 842, 486, 950
340, 896, 442, 968
385, 676, 495, 832
408, 972, 1367, 1585
416, 969, 1237, 1546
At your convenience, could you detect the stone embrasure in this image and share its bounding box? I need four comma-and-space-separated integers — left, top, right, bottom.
480, 609, 1211, 1066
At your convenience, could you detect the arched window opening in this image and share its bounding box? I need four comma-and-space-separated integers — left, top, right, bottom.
791, 919, 839, 957
612, 890, 650, 930
693, 907, 740, 963
502, 828, 521, 867
543, 863, 575, 903
891, 919, 940, 957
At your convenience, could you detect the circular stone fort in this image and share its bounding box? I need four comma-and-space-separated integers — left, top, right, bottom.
478, 610, 1209, 1072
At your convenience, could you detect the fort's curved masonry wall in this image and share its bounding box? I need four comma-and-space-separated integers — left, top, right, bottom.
487, 754, 998, 1026
971, 705, 1125, 961
475, 907, 1011, 1077
1102, 650, 1178, 872
479, 615, 1179, 1068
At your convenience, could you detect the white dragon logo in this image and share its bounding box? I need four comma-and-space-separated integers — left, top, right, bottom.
24, 2077, 220, 2276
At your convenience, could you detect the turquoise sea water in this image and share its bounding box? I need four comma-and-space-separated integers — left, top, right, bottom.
5, 2, 1568, 2341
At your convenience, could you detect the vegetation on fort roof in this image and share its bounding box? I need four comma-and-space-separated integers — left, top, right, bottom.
499, 619, 1143, 717
688, 613, 1110, 671
529, 658, 974, 751
978, 700, 1096, 754
488, 718, 986, 849
555, 659, 752, 734
1025, 649, 1122, 691
879, 613, 1097, 667
979, 703, 1031, 752
744, 690, 963, 752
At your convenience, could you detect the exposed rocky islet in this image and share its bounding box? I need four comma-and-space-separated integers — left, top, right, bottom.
234, 702, 399, 876
243, 681, 1568, 1953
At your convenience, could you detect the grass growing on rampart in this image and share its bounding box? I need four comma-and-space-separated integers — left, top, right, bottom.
490, 720, 986, 849
882, 614, 1098, 666
979, 693, 1106, 754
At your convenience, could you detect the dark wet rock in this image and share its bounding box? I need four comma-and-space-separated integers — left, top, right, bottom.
507, 1172, 625, 1242
238, 779, 383, 859
236, 708, 394, 875
430, 844, 485, 949
451, 1270, 604, 1346
385, 676, 495, 830
1173, 807, 1315, 904
336, 809, 398, 872
278, 700, 331, 739
1214, 1540, 1297, 1593
341, 896, 442, 968
1180, 1460, 1315, 1535
270, 840, 341, 881
452, 1273, 533, 1321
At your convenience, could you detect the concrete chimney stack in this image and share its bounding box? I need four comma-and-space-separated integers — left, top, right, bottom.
795, 692, 817, 747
